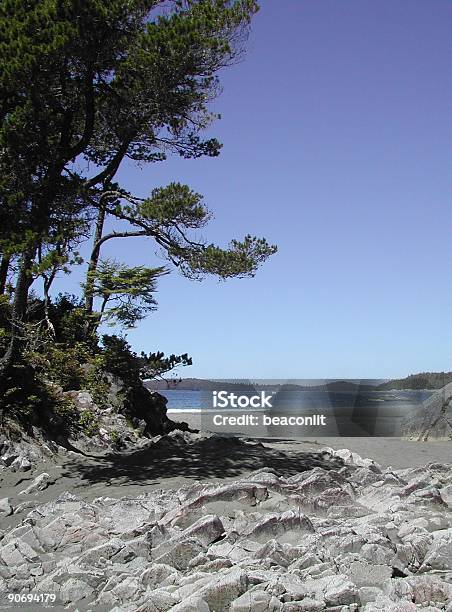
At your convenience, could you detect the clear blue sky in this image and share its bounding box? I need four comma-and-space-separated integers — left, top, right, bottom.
58, 0, 452, 379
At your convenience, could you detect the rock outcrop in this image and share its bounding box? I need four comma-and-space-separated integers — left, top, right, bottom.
65, 375, 193, 450
402, 383, 452, 440
1, 378, 193, 473
0, 447, 450, 611
0, 430, 59, 472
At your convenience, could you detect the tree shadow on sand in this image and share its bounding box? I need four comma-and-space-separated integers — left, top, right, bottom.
60, 434, 345, 487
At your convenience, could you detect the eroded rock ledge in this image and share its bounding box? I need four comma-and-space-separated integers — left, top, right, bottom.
0, 445, 450, 611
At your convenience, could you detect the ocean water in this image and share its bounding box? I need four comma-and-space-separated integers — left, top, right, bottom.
162, 388, 434, 437
162, 388, 432, 412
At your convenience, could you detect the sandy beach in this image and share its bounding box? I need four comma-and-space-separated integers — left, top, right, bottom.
1, 422, 450, 534
169, 410, 451, 469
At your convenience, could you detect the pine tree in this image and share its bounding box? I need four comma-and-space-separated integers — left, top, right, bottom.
0, 1, 276, 381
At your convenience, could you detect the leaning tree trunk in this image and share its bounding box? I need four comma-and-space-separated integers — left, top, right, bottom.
0, 255, 10, 295
84, 204, 106, 314
0, 247, 35, 373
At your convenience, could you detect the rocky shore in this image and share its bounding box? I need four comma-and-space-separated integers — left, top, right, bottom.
402, 383, 452, 441
0, 432, 450, 611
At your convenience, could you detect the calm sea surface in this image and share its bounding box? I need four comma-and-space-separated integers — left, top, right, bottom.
161, 388, 434, 437
162, 388, 432, 412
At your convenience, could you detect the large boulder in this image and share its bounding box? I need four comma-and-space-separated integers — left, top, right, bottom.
104, 373, 194, 437
401, 383, 452, 440
63, 376, 194, 453
125, 383, 178, 436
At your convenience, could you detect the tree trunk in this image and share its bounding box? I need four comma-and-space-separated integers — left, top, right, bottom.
0, 247, 35, 371
43, 276, 56, 338
84, 204, 106, 314
0, 255, 10, 295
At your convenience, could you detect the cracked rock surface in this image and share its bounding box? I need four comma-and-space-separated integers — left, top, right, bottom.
402, 383, 452, 440
0, 442, 450, 611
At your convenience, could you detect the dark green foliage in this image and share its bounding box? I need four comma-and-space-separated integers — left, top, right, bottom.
0, 363, 48, 424
140, 351, 193, 380
0, 289, 191, 425
28, 345, 89, 391
0, 1, 277, 434
102, 184, 277, 282
49, 294, 98, 351
183, 235, 278, 279
17, 293, 98, 391
0, 361, 82, 438
78, 409, 100, 437
0, 293, 97, 422
378, 372, 452, 390
85, 260, 168, 328
101, 335, 143, 386
101, 334, 192, 386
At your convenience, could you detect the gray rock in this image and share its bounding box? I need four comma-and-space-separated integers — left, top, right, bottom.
0, 446, 450, 611
96, 575, 142, 606
78, 538, 126, 566
325, 448, 382, 472
170, 597, 210, 612
138, 588, 180, 610
282, 600, 324, 612
154, 537, 205, 570
0, 451, 19, 466
10, 456, 32, 472
359, 586, 383, 605
18, 472, 52, 495
320, 575, 360, 607
140, 563, 179, 589
192, 568, 248, 610
60, 578, 94, 604
419, 528, 452, 571
346, 561, 393, 588
153, 515, 224, 570
244, 510, 314, 543
0, 497, 13, 516
401, 382, 452, 440
230, 590, 282, 611
388, 575, 452, 607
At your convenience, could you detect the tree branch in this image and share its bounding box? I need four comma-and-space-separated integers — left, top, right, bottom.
93, 230, 148, 252
66, 73, 95, 160
85, 139, 131, 188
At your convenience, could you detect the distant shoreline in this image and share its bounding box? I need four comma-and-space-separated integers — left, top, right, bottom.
146, 375, 452, 392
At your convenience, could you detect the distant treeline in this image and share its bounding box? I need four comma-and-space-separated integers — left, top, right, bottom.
145, 378, 258, 392
147, 375, 452, 392
145, 379, 378, 393
378, 372, 452, 390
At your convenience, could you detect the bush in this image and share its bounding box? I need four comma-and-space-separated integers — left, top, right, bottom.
0, 297, 184, 439
84, 358, 111, 410
51, 394, 81, 437
50, 294, 99, 352
0, 363, 49, 425
27, 343, 92, 391
78, 409, 100, 437
101, 335, 141, 386
0, 363, 80, 439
